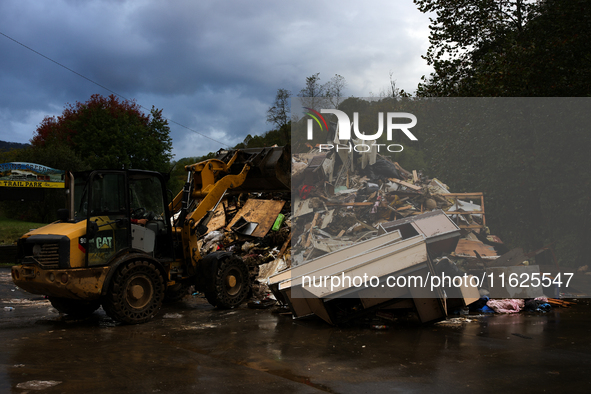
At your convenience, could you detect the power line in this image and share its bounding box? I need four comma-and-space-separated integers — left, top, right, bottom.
0, 30, 231, 148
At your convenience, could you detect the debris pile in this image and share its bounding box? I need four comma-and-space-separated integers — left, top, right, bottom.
290, 148, 492, 267
267, 145, 570, 325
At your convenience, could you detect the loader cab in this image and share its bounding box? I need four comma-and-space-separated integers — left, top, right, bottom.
74, 170, 174, 266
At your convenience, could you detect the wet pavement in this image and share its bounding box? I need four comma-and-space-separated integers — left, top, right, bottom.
1, 266, 591, 393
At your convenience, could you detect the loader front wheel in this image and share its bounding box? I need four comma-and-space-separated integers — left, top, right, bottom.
205, 256, 250, 309
102, 260, 164, 324
49, 297, 101, 317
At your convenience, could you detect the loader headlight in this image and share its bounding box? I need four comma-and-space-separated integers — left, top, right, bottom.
32, 244, 42, 257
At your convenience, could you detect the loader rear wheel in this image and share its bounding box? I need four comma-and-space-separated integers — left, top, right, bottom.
102, 260, 164, 324
48, 297, 101, 317
205, 256, 250, 309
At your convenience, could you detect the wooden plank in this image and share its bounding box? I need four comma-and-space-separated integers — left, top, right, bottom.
356, 218, 376, 231
481, 194, 486, 227
278, 233, 292, 259
304, 212, 320, 248
458, 275, 481, 306
388, 178, 422, 191
547, 298, 576, 306
457, 224, 486, 229
393, 161, 412, 177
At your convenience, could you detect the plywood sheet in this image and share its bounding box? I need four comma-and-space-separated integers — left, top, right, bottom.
226, 199, 285, 238
206, 203, 226, 233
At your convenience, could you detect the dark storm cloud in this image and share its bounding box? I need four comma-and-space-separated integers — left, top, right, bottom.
0, 0, 431, 159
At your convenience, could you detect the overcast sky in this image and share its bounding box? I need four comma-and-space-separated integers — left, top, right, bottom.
0, 0, 432, 160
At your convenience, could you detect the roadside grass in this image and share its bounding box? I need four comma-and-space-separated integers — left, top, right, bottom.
0, 214, 48, 245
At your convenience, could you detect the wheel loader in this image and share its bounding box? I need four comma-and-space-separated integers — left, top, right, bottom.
11, 146, 290, 324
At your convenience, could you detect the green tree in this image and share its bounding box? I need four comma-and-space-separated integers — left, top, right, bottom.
31, 94, 173, 172
414, 0, 591, 97
414, 0, 535, 96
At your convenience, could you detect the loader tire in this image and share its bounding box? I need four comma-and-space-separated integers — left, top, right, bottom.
102, 260, 164, 324
205, 256, 250, 309
49, 297, 101, 317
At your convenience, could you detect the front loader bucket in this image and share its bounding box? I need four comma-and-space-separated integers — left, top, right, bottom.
215, 145, 291, 193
